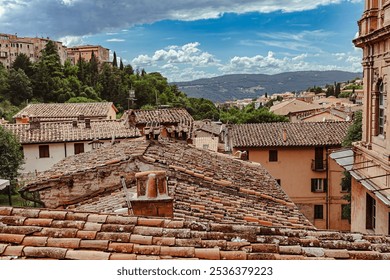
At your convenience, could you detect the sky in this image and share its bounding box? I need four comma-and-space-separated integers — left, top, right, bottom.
0, 0, 364, 82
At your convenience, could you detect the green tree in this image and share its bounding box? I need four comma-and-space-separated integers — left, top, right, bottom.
5, 69, 33, 105
113, 51, 118, 68
0, 126, 24, 194
342, 110, 362, 147
11, 53, 33, 77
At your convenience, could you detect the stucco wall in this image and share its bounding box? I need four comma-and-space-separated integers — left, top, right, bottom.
233, 146, 349, 230
351, 177, 389, 235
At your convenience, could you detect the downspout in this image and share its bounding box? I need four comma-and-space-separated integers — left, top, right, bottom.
326, 147, 330, 229
64, 142, 67, 157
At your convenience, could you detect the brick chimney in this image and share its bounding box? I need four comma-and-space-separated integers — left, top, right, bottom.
130, 171, 173, 218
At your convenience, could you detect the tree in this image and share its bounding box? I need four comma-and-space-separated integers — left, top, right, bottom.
5, 69, 33, 105
11, 53, 33, 77
0, 126, 24, 204
113, 51, 118, 68
342, 110, 362, 147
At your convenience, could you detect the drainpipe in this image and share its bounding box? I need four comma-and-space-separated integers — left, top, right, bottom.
325, 147, 330, 229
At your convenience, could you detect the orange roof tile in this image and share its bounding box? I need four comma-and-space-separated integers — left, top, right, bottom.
1, 206, 390, 260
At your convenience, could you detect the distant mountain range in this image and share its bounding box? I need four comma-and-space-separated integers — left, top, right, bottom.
172, 71, 362, 102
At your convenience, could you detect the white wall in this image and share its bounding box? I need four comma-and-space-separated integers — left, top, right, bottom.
21, 139, 115, 174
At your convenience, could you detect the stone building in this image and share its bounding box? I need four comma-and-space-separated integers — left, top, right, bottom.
230, 121, 352, 231
1, 139, 390, 260
0, 33, 67, 68
66, 45, 110, 65
349, 0, 390, 235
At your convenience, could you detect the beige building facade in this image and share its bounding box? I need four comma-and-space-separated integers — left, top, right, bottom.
230, 122, 351, 231
351, 0, 390, 235
66, 45, 110, 64
0, 33, 67, 68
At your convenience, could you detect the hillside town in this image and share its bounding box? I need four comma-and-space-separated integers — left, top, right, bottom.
0, 1, 390, 261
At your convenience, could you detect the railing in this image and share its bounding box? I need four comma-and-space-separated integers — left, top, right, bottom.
311, 159, 327, 171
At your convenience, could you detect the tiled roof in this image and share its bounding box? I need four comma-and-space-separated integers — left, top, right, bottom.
22, 139, 313, 229
127, 108, 194, 125
193, 120, 222, 136
1, 206, 390, 260
13, 102, 117, 120
231, 122, 351, 148
2, 120, 140, 144
270, 99, 322, 115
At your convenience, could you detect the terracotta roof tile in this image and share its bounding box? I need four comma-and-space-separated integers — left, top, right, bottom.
108, 242, 134, 253
160, 246, 195, 258
0, 225, 41, 235
22, 236, 48, 247
0, 234, 25, 244
152, 237, 176, 246
79, 240, 109, 250
133, 244, 161, 255
65, 250, 110, 260
128, 108, 194, 125
39, 228, 78, 238
23, 246, 67, 259
231, 122, 350, 148
38, 210, 68, 220
24, 218, 53, 227
76, 230, 97, 240
130, 234, 153, 245
51, 220, 85, 229
220, 250, 247, 260
96, 232, 130, 242
2, 207, 390, 260
11, 208, 40, 218
3, 245, 24, 257
3, 120, 140, 144
13, 102, 117, 120
109, 253, 137, 260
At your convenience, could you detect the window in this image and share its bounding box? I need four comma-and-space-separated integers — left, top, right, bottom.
377, 80, 385, 136
314, 205, 324, 219
74, 143, 85, 155
311, 178, 328, 192
366, 194, 376, 230
269, 150, 278, 162
341, 204, 349, 220
202, 144, 209, 150
39, 145, 50, 158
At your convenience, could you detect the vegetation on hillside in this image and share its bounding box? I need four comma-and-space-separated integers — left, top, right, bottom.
0, 40, 284, 124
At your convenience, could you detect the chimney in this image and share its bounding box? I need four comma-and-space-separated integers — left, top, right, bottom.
282, 129, 287, 142
85, 118, 91, 129
130, 171, 173, 218
29, 117, 40, 130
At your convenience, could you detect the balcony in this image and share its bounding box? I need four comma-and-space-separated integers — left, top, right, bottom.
311, 160, 327, 171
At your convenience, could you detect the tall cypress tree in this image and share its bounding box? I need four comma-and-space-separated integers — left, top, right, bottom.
113, 51, 118, 68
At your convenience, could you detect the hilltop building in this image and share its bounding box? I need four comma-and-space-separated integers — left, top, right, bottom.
0, 33, 67, 68
348, 0, 390, 235
66, 45, 110, 64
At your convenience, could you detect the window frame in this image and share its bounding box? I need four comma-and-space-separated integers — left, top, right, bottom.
74, 143, 85, 155
38, 145, 50, 158
366, 194, 376, 230
269, 150, 278, 162
311, 178, 328, 193
314, 205, 324, 219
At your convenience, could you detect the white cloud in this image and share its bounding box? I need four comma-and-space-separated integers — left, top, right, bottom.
0, 0, 357, 37
58, 35, 86, 47
132, 42, 219, 68
106, 38, 125, 42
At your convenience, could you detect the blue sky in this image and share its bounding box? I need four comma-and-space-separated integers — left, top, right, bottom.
0, 0, 364, 81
